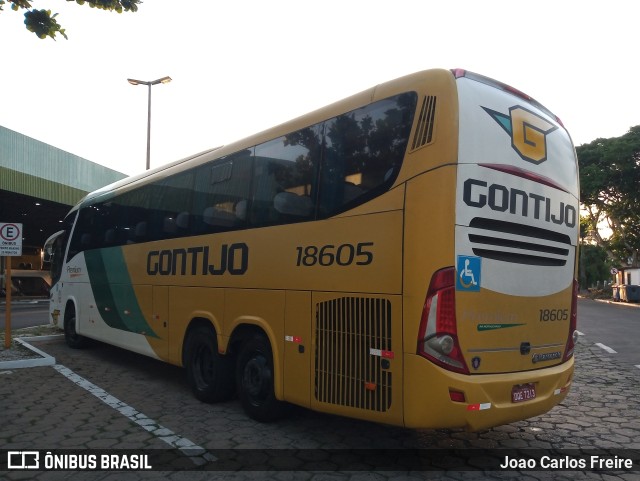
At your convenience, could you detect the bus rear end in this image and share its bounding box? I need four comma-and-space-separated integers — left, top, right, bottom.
404, 70, 578, 430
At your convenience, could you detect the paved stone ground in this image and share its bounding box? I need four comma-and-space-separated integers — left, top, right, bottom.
0, 335, 638, 481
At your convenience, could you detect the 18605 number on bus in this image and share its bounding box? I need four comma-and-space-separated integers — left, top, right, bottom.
295, 242, 374, 267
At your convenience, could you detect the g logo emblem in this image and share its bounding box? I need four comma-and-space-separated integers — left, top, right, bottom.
483, 105, 557, 164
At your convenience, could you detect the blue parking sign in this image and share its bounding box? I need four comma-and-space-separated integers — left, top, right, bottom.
456, 255, 481, 292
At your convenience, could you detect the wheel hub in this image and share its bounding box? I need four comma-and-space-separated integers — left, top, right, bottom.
244, 355, 270, 398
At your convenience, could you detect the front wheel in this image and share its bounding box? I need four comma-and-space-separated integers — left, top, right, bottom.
236, 333, 288, 422
64, 313, 88, 349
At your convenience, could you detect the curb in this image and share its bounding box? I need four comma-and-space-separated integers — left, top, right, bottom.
578, 295, 640, 308
593, 298, 640, 308
21, 334, 65, 342
0, 336, 58, 369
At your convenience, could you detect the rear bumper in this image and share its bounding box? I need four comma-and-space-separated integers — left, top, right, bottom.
403, 353, 574, 431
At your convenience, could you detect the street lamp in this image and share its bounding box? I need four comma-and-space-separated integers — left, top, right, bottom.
127, 76, 172, 170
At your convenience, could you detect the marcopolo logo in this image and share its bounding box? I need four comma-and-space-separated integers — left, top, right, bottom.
532, 351, 562, 364
483, 105, 558, 164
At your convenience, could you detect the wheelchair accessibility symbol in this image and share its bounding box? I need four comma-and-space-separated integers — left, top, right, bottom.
456, 255, 482, 292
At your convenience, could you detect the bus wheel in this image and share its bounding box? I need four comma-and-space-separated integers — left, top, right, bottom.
236, 333, 288, 422
64, 313, 88, 349
184, 325, 235, 403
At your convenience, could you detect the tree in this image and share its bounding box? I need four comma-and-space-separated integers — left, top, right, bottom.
0, 0, 140, 40
577, 126, 640, 267
579, 243, 612, 290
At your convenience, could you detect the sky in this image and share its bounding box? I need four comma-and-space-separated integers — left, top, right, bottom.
1, 0, 639, 177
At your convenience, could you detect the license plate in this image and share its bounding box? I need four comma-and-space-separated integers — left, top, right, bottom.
512, 383, 536, 403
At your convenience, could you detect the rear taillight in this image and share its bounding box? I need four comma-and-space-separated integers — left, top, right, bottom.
417, 267, 469, 374
564, 279, 579, 361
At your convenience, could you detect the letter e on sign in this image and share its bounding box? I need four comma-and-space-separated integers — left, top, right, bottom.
0, 223, 23, 256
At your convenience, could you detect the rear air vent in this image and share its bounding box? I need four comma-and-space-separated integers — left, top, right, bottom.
411, 96, 436, 150
315, 297, 392, 412
468, 217, 571, 266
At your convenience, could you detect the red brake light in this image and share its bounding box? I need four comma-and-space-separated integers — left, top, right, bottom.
417, 267, 469, 374
449, 390, 466, 403
479, 163, 570, 193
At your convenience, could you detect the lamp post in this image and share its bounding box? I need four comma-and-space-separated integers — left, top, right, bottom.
127, 76, 172, 170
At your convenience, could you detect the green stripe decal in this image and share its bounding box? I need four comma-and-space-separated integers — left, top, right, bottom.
85, 248, 159, 338
477, 323, 525, 332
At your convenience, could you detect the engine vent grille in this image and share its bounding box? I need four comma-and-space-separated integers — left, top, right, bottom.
468, 217, 571, 266
315, 297, 392, 412
411, 95, 437, 150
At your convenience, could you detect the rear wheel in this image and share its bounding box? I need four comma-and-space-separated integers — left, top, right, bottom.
236, 333, 288, 422
184, 325, 235, 403
64, 311, 88, 349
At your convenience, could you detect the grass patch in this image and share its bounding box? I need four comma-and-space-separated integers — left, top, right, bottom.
0, 325, 61, 361
0, 324, 61, 342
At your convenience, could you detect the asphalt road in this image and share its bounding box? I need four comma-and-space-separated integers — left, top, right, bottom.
575, 297, 640, 370
0, 299, 50, 330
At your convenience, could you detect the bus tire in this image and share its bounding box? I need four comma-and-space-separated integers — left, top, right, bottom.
64, 312, 88, 349
236, 333, 288, 422
184, 325, 235, 403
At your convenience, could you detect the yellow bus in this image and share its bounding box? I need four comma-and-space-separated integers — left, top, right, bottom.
45, 68, 579, 430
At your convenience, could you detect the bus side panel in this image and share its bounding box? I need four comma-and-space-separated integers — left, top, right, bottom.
167, 286, 225, 366
151, 285, 170, 360
53, 252, 159, 359
83, 248, 165, 359
283, 290, 312, 408
402, 166, 457, 353
247, 211, 403, 294
50, 252, 91, 334
310, 292, 403, 426
122, 207, 403, 295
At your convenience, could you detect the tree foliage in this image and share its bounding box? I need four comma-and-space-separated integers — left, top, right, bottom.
579, 243, 612, 289
0, 0, 141, 39
577, 126, 640, 266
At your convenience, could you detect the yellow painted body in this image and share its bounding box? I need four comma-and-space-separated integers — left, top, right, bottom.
403, 354, 573, 431
49, 68, 578, 430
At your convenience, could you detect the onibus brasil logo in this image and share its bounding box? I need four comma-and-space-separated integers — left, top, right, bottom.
483, 105, 557, 164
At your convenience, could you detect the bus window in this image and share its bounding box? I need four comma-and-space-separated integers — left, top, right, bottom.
192, 149, 253, 234
68, 204, 105, 258
252, 125, 322, 226
51, 237, 64, 283
149, 171, 195, 240
318, 92, 416, 217
116, 186, 154, 244
43, 214, 75, 284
